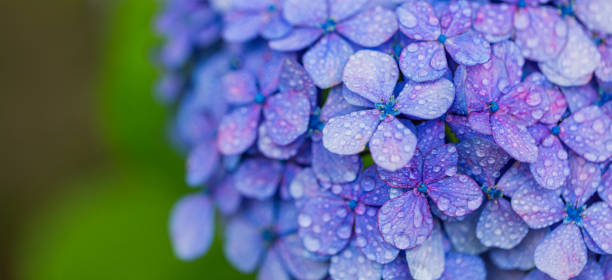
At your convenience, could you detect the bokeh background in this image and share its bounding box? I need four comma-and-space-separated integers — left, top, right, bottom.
1, 1, 249, 279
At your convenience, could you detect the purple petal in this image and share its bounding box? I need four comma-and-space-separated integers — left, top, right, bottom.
342, 50, 398, 103
370, 117, 418, 171
534, 223, 587, 280
169, 194, 214, 260
329, 0, 368, 21
514, 7, 568, 62
523, 270, 554, 280
439, 252, 486, 280
338, 6, 398, 47
423, 144, 458, 184
473, 4, 515, 38
186, 140, 219, 186
213, 176, 241, 216
573, 257, 606, 280
404, 222, 445, 280
468, 111, 492, 135
282, 0, 327, 27
258, 249, 290, 280
540, 62, 593, 87
526, 73, 567, 124
260, 12, 291, 40
224, 216, 265, 272
562, 152, 601, 205
378, 190, 433, 250
357, 166, 390, 206
312, 137, 361, 184
530, 135, 570, 190
457, 137, 510, 186
329, 241, 383, 280
600, 255, 612, 280
497, 162, 534, 197
341, 85, 375, 107
396, 0, 441, 40
257, 124, 303, 160
354, 207, 400, 264
382, 257, 412, 280
596, 44, 612, 82
416, 119, 445, 155
263, 92, 310, 145
511, 183, 565, 228
600, 169, 612, 207
427, 174, 482, 217
399, 41, 447, 82
322, 109, 380, 155
490, 228, 548, 270
446, 114, 492, 141
222, 70, 257, 105
443, 211, 488, 254
217, 105, 261, 155
289, 168, 325, 208
321, 86, 363, 122
275, 234, 330, 280
298, 196, 354, 255
444, 30, 491, 66
396, 78, 455, 119
583, 227, 607, 255
476, 199, 529, 249
269, 27, 323, 51
439, 0, 472, 37
575, 0, 612, 34
561, 85, 600, 114
491, 114, 538, 163
304, 34, 354, 89
377, 150, 423, 189
582, 202, 612, 254
222, 12, 264, 42
279, 58, 318, 107
559, 106, 612, 163
235, 157, 282, 199
497, 82, 549, 127
257, 51, 291, 96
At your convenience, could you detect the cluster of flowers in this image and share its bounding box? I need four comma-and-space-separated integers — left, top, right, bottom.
155, 0, 612, 279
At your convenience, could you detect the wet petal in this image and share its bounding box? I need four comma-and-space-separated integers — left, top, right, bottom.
378, 190, 433, 250
263, 92, 310, 145
342, 50, 399, 103
261, 12, 291, 40
338, 6, 398, 47
439, 252, 486, 280
217, 105, 261, 155
473, 3, 515, 38
511, 183, 565, 229
396, 78, 455, 119
369, 117, 418, 171
561, 85, 600, 113
257, 124, 303, 160
404, 222, 445, 280
269, 27, 323, 51
358, 166, 391, 206
186, 140, 219, 186
530, 135, 569, 190
258, 249, 290, 280
278, 58, 318, 108
235, 157, 282, 199
298, 196, 354, 255
222, 70, 257, 105
497, 82, 549, 127
382, 257, 412, 280
312, 141, 361, 184
476, 199, 529, 249
329, 0, 368, 21
289, 168, 325, 208
396, 0, 441, 40
224, 216, 265, 272
600, 255, 612, 280
489, 228, 548, 270
445, 114, 492, 142
596, 44, 612, 82
600, 168, 612, 207
342, 86, 375, 108
322, 86, 363, 121
304, 34, 354, 89
457, 137, 510, 186
575, 0, 612, 34
443, 211, 487, 254
468, 111, 492, 135
491, 114, 538, 163
562, 152, 601, 205
444, 30, 491, 66
276, 234, 330, 280
322, 109, 380, 155
423, 144, 458, 184
169, 194, 214, 261
497, 162, 534, 197
355, 207, 400, 264
534, 223, 587, 280
329, 242, 383, 280
282, 0, 327, 27
416, 119, 445, 155
582, 202, 612, 254
514, 7, 568, 62
377, 150, 423, 189
559, 106, 612, 163
439, 0, 472, 37
399, 41, 447, 82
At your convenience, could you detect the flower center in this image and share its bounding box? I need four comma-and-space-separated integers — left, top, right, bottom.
375, 97, 400, 120
517, 0, 527, 8
564, 203, 586, 226
551, 125, 561, 135
262, 229, 277, 242
254, 92, 266, 104
348, 199, 358, 210
481, 185, 503, 200
321, 18, 337, 34
437, 34, 447, 44
489, 101, 499, 113
308, 107, 325, 134
418, 183, 428, 194
267, 4, 276, 12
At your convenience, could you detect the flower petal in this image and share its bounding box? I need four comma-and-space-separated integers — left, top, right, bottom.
329, 0, 368, 21
258, 249, 290, 280
473, 4, 515, 38
561, 85, 600, 113
257, 124, 303, 160
217, 105, 261, 155
224, 216, 265, 272
222, 12, 264, 42
304, 34, 354, 89
269, 27, 323, 51
423, 144, 458, 184
170, 194, 214, 261
427, 174, 483, 217
276, 234, 330, 280
329, 241, 383, 280
235, 157, 282, 199
312, 140, 361, 184
186, 139, 219, 186
396, 0, 440, 41
457, 137, 510, 186
416, 119, 445, 155
378, 190, 433, 250
222, 70, 257, 105
405, 222, 445, 280
322, 109, 380, 155
282, 0, 327, 27
511, 183, 565, 229
355, 207, 400, 264
526, 73, 567, 125
263, 92, 310, 145
439, 252, 486, 280
342, 86, 375, 108
491, 114, 538, 163
279, 58, 318, 108
476, 199, 529, 249
497, 162, 534, 197
443, 211, 488, 255
342, 50, 399, 103
369, 117, 418, 171
489, 228, 548, 270
534, 223, 587, 280
514, 7, 568, 62
439, 0, 472, 37
358, 166, 391, 206
396, 78, 455, 119
338, 6, 398, 47
582, 202, 612, 254
561, 152, 601, 205
496, 81, 549, 127
377, 150, 423, 189
444, 30, 491, 66
298, 196, 354, 255
382, 257, 411, 280
529, 135, 569, 190
399, 41, 447, 82
559, 106, 612, 163
213, 176, 241, 216
600, 168, 612, 208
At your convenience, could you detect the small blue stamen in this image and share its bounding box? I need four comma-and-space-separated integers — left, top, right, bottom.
551, 125, 561, 136
254, 92, 266, 104
375, 97, 400, 120
267, 4, 276, 12
481, 185, 503, 200
262, 229, 276, 242
517, 0, 527, 8
392, 43, 403, 59
348, 199, 358, 210
321, 18, 337, 34
564, 203, 586, 226
489, 101, 499, 113
437, 34, 447, 44
418, 183, 428, 194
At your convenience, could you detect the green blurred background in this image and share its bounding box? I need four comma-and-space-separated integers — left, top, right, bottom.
1, 1, 248, 279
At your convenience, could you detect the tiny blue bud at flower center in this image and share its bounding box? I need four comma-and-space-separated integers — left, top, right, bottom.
418, 183, 428, 194
489, 101, 499, 113
254, 92, 266, 104
267, 4, 276, 12
262, 229, 276, 242
437, 34, 447, 44
321, 19, 337, 34
348, 199, 358, 210
481, 185, 503, 200
551, 125, 561, 135
375, 97, 400, 120
517, 0, 527, 8
564, 203, 586, 226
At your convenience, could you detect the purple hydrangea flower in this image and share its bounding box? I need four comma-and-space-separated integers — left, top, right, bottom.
221, 0, 291, 42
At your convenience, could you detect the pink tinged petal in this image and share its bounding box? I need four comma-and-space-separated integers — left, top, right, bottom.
269, 27, 323, 51
382, 257, 412, 280
467, 111, 493, 135
497, 82, 549, 127
582, 202, 612, 254
457, 137, 510, 186
514, 7, 568, 62
303, 34, 354, 89
574, 0, 612, 34
443, 211, 488, 254
427, 174, 483, 217
354, 207, 400, 264
338, 7, 398, 47
257, 249, 290, 280
530, 135, 570, 190
169, 194, 214, 261
377, 150, 423, 189
399, 41, 447, 82
527, 74, 567, 124
416, 120, 445, 154
404, 222, 445, 280
342, 50, 399, 103
596, 45, 612, 82
561, 85, 600, 113
322, 109, 380, 155
312, 140, 361, 184
439, 0, 472, 37
490, 228, 548, 270
369, 117, 418, 171
275, 234, 330, 280
396, 78, 455, 119
279, 58, 317, 107
473, 4, 515, 38
186, 140, 219, 186
329, 0, 368, 22
534, 223, 587, 280
224, 217, 265, 272
342, 86, 374, 108
511, 183, 565, 229
357, 166, 391, 206
528, 123, 551, 144
282, 0, 327, 27
298, 197, 354, 255
378, 190, 433, 250
559, 106, 612, 162
222, 70, 257, 105
222, 12, 264, 42
257, 124, 303, 160
562, 152, 601, 205
600, 169, 612, 208
217, 105, 261, 155
329, 242, 383, 280
235, 157, 282, 199
476, 199, 529, 249
439, 252, 486, 280
491, 114, 538, 163
444, 30, 492, 66
423, 144, 458, 184
263, 92, 310, 145
213, 176, 241, 216
396, 0, 441, 40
